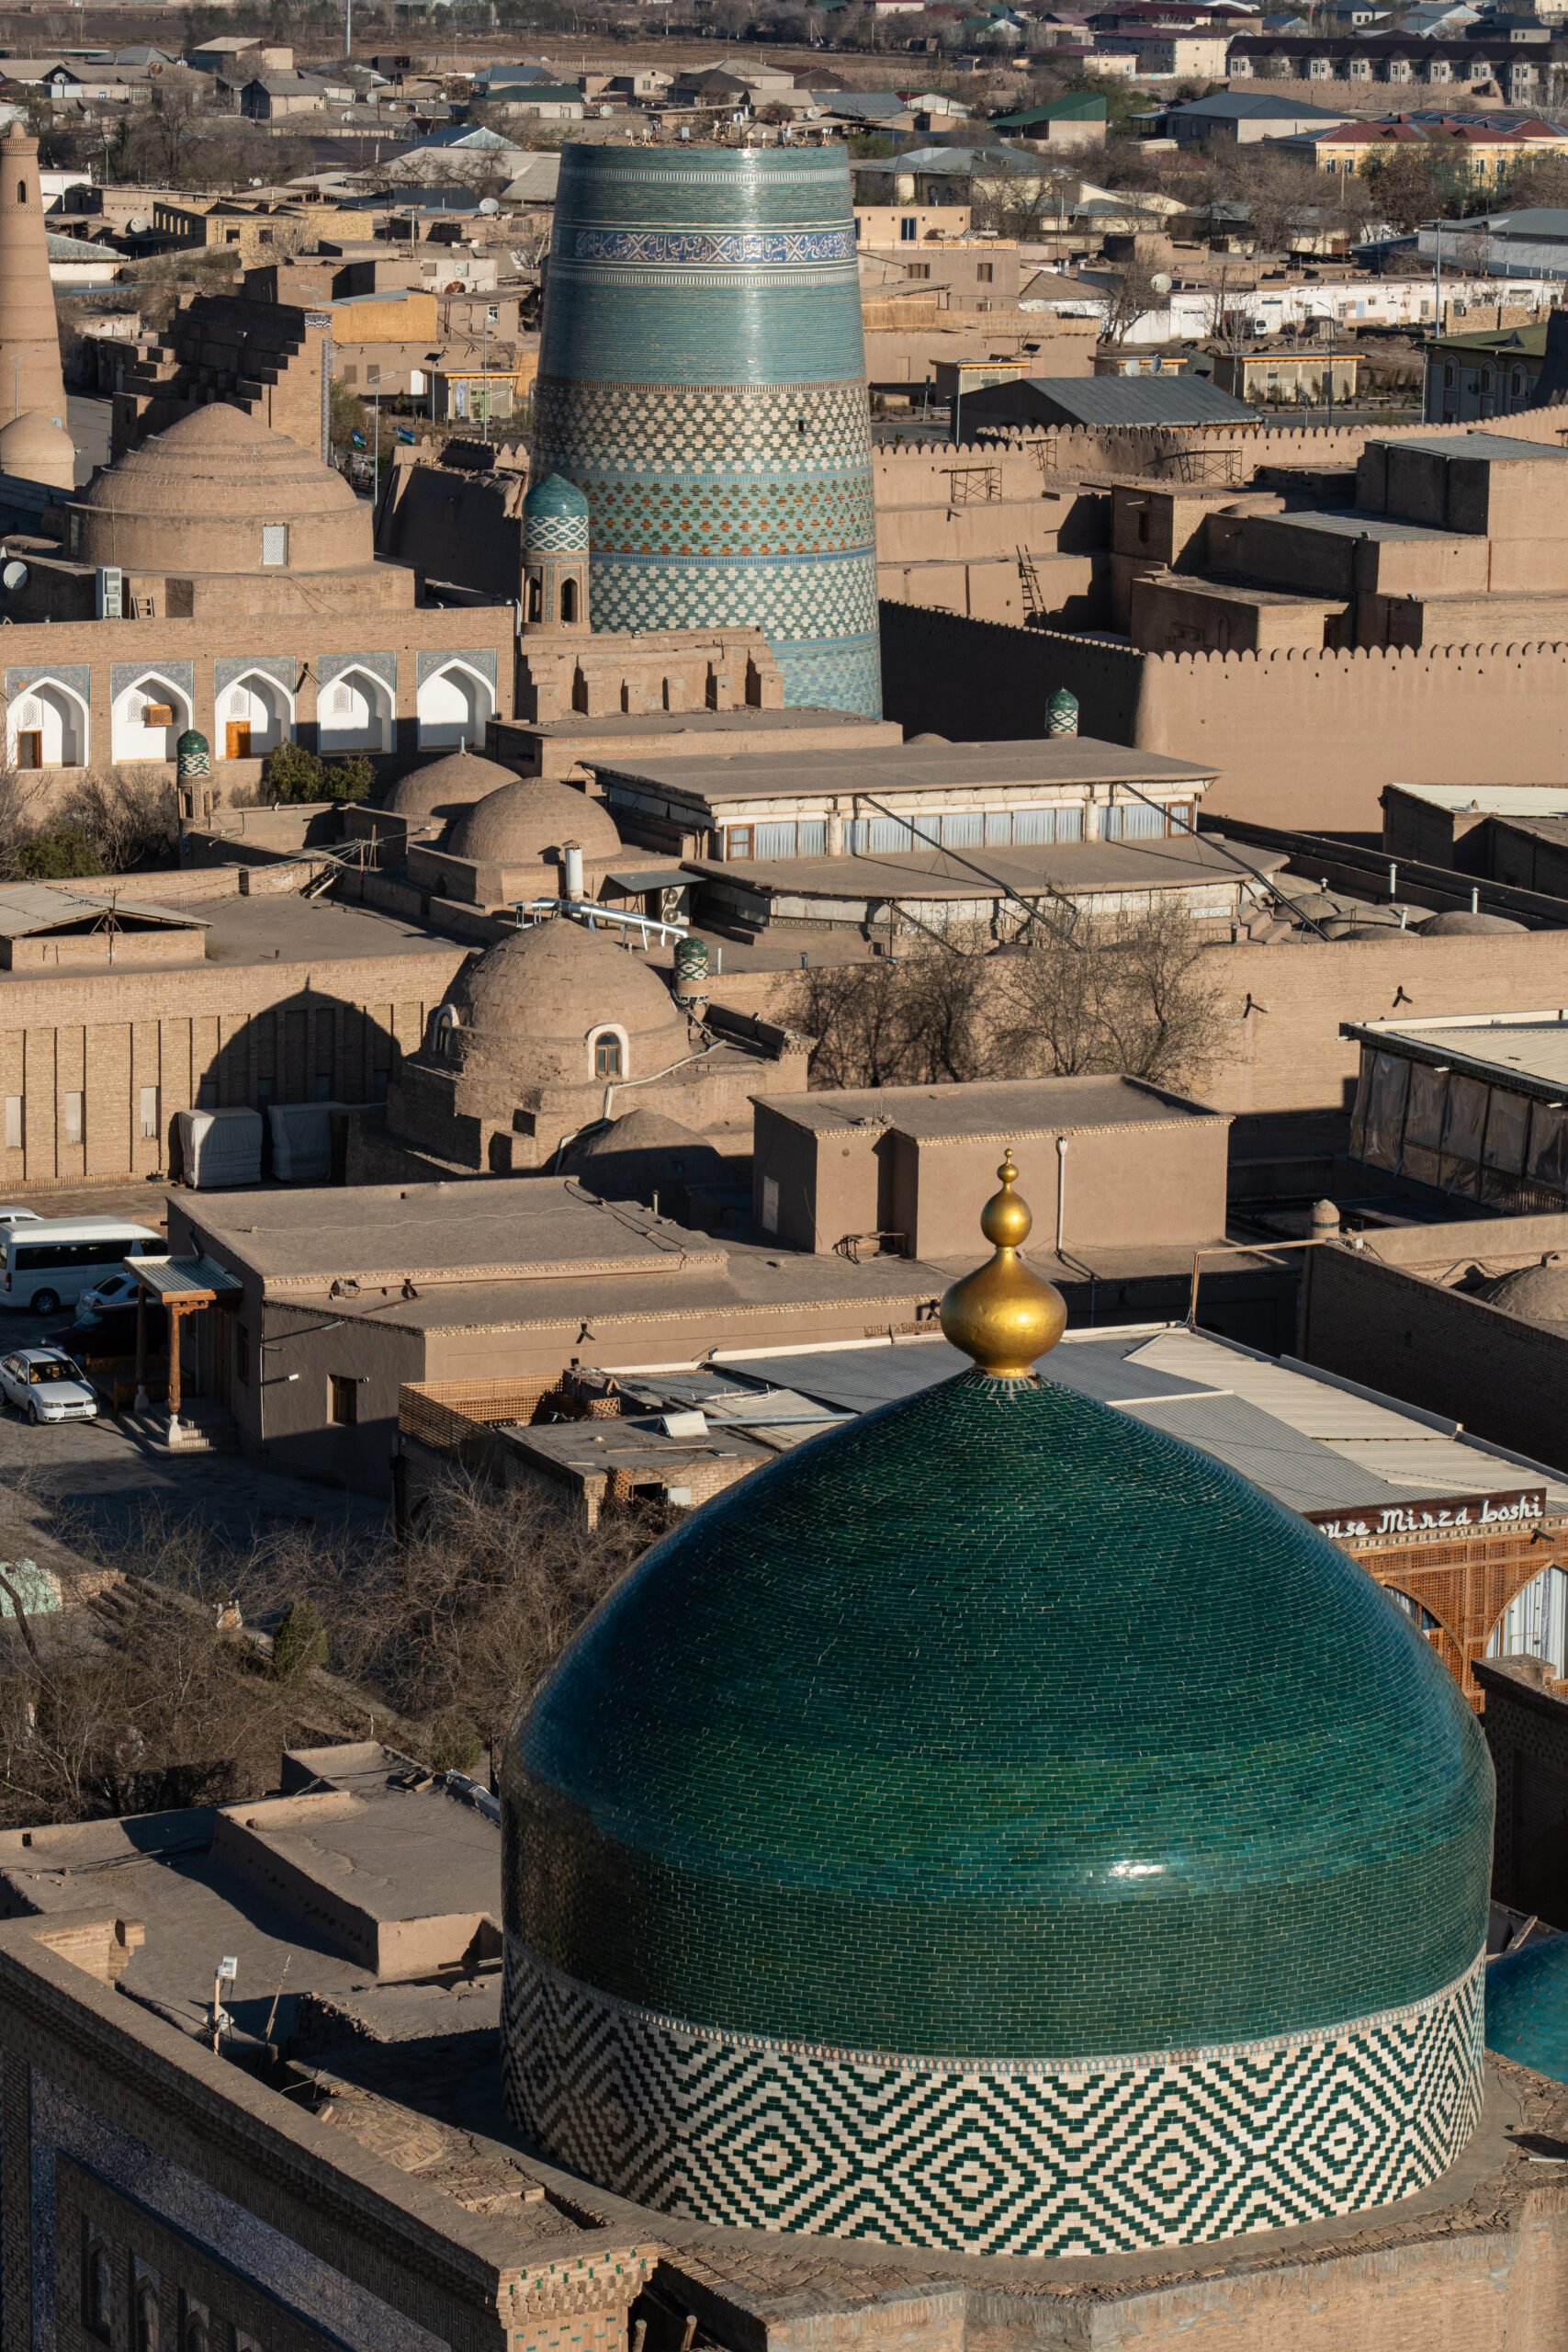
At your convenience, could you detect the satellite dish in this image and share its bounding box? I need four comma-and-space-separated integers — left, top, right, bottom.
1150, 272, 1173, 294
479, 196, 500, 213
127, 214, 150, 234
3, 561, 29, 593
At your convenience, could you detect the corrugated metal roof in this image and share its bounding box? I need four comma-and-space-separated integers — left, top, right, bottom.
1324, 1438, 1568, 1511
723, 1340, 961, 1414
1122, 1329, 1449, 1439
0, 888, 208, 938
716, 1323, 1567, 1517
130, 1253, 243, 1299
974, 376, 1257, 427
1125, 1392, 1416, 1514
1345, 1012, 1568, 1094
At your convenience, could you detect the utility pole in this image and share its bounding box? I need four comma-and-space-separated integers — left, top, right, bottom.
345, 0, 353, 56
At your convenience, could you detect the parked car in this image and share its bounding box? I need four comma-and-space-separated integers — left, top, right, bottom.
0, 1209, 40, 1225
75, 1270, 142, 1319
0, 1347, 98, 1423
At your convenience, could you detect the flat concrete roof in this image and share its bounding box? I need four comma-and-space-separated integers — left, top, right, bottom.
1261, 508, 1471, 544
1382, 431, 1568, 464
590, 737, 1219, 808
516, 707, 902, 743
0, 888, 467, 984
761, 1075, 1223, 1140
1345, 1010, 1568, 1099
691, 831, 1275, 903
185, 1178, 729, 1293
1387, 782, 1568, 814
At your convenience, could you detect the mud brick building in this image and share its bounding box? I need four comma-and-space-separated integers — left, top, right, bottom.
0, 1742, 657, 2352
0, 872, 467, 1189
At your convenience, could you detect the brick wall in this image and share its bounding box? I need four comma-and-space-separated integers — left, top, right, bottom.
0, 943, 467, 1188
1299, 1239, 1568, 1467
0, 1927, 649, 2352
1473, 1658, 1568, 1917
0, 606, 516, 813
878, 603, 1568, 831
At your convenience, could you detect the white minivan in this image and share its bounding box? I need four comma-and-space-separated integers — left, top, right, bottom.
0, 1218, 164, 1315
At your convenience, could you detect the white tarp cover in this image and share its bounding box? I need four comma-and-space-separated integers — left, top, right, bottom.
269, 1102, 348, 1184
177, 1107, 263, 1190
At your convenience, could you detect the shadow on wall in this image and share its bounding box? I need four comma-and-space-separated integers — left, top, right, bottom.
879, 602, 1145, 743
172, 992, 407, 1183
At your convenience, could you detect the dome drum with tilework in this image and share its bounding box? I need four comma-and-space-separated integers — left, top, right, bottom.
500, 1158, 1494, 2261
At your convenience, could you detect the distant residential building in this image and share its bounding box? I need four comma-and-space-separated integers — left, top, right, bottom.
239, 74, 329, 120
1426, 321, 1547, 421
1160, 90, 1359, 142
1283, 111, 1568, 182
1229, 31, 1568, 96
1212, 345, 1361, 403
988, 91, 1108, 147
189, 35, 294, 72
1419, 204, 1568, 279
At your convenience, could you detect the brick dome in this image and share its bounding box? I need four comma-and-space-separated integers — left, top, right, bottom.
0, 408, 73, 490
73, 403, 368, 575
445, 915, 686, 1085
382, 750, 516, 821
447, 776, 623, 867
1474, 1259, 1568, 1320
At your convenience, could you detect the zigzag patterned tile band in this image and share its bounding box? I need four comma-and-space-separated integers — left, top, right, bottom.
502, 1940, 1486, 2259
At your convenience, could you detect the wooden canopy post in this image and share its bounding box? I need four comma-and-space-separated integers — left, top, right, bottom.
166, 1299, 183, 1441
134, 1280, 149, 1413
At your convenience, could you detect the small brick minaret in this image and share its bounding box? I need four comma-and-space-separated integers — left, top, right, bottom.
0, 124, 68, 430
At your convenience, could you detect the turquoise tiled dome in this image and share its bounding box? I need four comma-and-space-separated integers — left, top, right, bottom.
503, 1369, 1491, 2059
502, 1366, 1493, 2255
1486, 1933, 1568, 2081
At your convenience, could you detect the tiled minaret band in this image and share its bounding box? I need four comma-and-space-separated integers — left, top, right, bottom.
530, 144, 880, 718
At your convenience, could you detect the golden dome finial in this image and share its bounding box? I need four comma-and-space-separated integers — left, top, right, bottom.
939, 1148, 1066, 1378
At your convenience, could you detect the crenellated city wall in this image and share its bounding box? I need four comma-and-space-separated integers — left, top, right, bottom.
872, 404, 1568, 504
879, 604, 1568, 832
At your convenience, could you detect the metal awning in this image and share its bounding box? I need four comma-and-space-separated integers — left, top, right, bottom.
606, 867, 694, 892
124, 1253, 243, 1303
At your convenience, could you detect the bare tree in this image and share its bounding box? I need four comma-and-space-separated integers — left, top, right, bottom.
0, 763, 49, 880
57, 771, 178, 872
996, 899, 1225, 1089
787, 902, 1224, 1094
1101, 254, 1167, 345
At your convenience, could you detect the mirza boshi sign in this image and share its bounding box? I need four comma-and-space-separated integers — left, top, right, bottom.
1304, 1487, 1547, 1544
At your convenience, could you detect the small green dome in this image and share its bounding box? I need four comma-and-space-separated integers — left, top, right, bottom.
523, 471, 589, 521
1486, 1933, 1568, 2082
502, 1369, 1492, 2061
175, 729, 209, 756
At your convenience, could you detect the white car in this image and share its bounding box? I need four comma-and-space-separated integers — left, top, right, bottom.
0, 1209, 39, 1225
75, 1271, 141, 1318
0, 1348, 98, 1424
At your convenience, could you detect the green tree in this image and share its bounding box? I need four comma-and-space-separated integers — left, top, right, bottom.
264, 743, 375, 805
269, 1597, 328, 1681
16, 827, 101, 878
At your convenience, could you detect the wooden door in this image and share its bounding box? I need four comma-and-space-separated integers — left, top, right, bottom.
16, 731, 40, 770
226, 722, 252, 760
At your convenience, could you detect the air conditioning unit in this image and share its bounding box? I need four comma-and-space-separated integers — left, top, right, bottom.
96, 565, 122, 619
